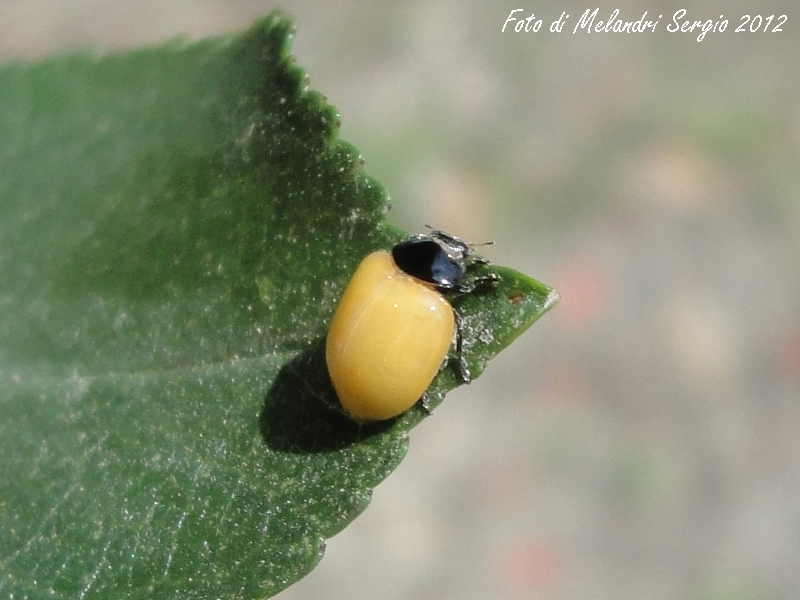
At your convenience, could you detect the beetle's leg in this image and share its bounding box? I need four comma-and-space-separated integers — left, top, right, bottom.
426, 226, 470, 253
454, 310, 472, 383
417, 392, 432, 415
454, 272, 500, 295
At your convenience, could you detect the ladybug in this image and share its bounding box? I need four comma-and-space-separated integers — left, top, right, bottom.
325, 229, 498, 421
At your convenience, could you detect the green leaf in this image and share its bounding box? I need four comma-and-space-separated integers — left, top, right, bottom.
0, 11, 557, 599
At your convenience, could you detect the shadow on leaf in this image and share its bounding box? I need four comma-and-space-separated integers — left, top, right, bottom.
260, 338, 394, 453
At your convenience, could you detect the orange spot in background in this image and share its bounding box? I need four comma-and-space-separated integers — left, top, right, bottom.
550, 254, 609, 331
498, 538, 563, 592
539, 360, 590, 407
778, 328, 800, 382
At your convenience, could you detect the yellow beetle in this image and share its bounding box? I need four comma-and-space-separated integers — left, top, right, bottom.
325, 230, 498, 421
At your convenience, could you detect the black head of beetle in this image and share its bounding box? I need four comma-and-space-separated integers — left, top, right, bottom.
391, 229, 495, 294
390, 228, 500, 385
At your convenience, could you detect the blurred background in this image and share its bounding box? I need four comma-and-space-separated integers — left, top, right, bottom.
3, 1, 798, 598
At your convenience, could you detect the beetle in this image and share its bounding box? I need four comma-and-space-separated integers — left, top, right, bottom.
325, 228, 499, 421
